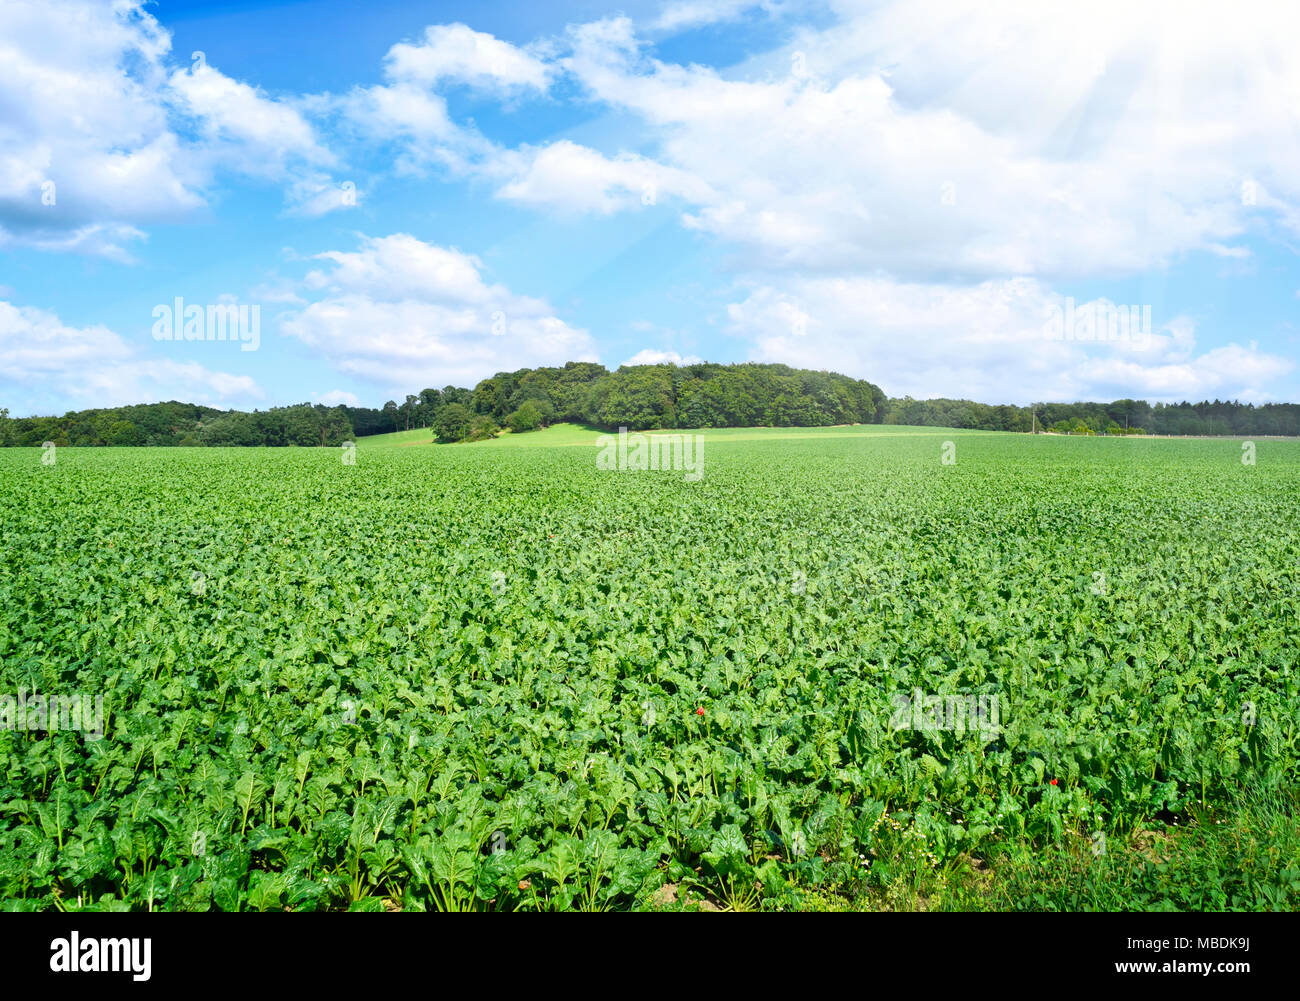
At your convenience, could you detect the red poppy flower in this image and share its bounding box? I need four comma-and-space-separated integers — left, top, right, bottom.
1049, 778, 1058, 786
696, 707, 705, 716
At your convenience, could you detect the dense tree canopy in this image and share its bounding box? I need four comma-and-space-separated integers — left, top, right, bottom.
432, 403, 474, 444
456, 361, 886, 433
878, 396, 1300, 437
0, 402, 354, 448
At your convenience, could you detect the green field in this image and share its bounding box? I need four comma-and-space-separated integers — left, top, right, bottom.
364, 421, 971, 448
2, 425, 1297, 911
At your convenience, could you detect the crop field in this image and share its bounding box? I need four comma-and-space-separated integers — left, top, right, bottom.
1, 426, 1298, 911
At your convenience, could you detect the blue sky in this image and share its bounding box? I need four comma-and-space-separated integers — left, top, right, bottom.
2, 0, 1298, 416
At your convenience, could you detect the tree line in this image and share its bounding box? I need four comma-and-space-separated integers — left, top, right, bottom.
0, 401, 355, 447
882, 396, 1300, 437
5, 362, 1299, 446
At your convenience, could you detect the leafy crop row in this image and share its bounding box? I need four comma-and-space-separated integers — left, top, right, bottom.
0, 432, 1296, 910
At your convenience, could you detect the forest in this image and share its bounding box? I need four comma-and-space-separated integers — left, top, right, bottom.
5, 361, 1299, 445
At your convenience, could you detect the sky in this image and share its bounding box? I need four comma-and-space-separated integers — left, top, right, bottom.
2, 0, 1299, 417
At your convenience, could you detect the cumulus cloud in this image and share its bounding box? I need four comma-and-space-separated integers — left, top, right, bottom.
335, 83, 479, 176
0, 1, 202, 259
279, 233, 598, 393
0, 300, 263, 414
168, 62, 356, 218
495, 140, 713, 215
554, 6, 1300, 279
383, 23, 552, 94
725, 277, 1293, 403
320, 6, 1295, 281
167, 63, 332, 176
0, 0, 357, 258
333, 24, 552, 177
623, 349, 704, 366
314, 389, 361, 407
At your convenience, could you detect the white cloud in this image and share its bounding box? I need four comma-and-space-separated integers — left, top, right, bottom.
653, 0, 771, 32
551, 6, 1300, 280
165, 64, 358, 218
315, 389, 361, 407
0, 0, 356, 256
336, 84, 471, 176
0, 300, 263, 414
724, 277, 1293, 403
343, 83, 457, 142
280, 233, 598, 392
0, 1, 202, 258
335, 27, 525, 177
167, 63, 332, 177
0, 223, 150, 264
495, 140, 713, 215
1074, 342, 1290, 401
302, 234, 492, 301
623, 349, 704, 366
384, 23, 551, 94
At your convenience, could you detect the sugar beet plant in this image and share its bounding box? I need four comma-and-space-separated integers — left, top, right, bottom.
0, 430, 1297, 910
